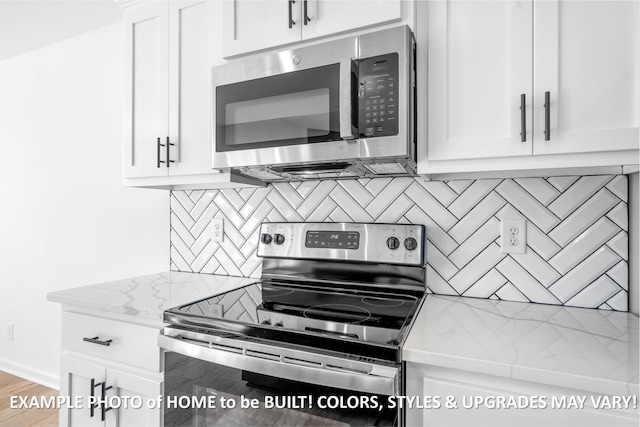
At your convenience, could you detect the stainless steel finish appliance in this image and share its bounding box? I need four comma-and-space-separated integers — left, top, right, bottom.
212, 26, 416, 181
160, 222, 426, 426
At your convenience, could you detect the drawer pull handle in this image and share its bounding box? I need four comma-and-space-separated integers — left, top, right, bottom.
83, 336, 112, 346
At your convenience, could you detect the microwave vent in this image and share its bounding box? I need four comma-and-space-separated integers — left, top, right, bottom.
272, 162, 352, 174
364, 163, 408, 175
239, 168, 284, 181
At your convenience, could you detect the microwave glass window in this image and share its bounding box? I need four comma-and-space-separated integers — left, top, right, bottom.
225, 88, 330, 146
216, 64, 341, 152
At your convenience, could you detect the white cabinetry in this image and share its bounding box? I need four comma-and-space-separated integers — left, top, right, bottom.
426, 0, 533, 161
405, 363, 638, 427
123, 1, 168, 179
533, 0, 639, 155
58, 311, 163, 427
122, 0, 261, 189
419, 0, 639, 176
222, 0, 403, 57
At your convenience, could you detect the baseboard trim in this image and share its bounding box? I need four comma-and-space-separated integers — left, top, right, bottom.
0, 358, 59, 390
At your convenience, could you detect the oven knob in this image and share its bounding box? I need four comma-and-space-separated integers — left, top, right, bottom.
261, 233, 273, 244
274, 233, 285, 245
386, 236, 400, 250
404, 237, 418, 251
274, 321, 283, 327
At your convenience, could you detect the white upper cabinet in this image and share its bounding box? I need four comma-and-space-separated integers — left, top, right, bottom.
122, 1, 261, 188
533, 0, 639, 155
427, 0, 533, 161
124, 0, 211, 179
167, 0, 213, 176
124, 1, 169, 179
222, 0, 402, 58
222, 0, 301, 57
301, 0, 402, 40
421, 0, 639, 174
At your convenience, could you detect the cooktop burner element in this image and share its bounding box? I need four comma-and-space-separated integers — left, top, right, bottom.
302, 304, 371, 323
164, 222, 426, 363
361, 296, 406, 307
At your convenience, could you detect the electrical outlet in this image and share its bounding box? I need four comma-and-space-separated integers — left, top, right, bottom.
500, 219, 526, 254
210, 218, 224, 242
6, 323, 13, 341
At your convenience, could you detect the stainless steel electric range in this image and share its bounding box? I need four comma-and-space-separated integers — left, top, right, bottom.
159, 222, 426, 427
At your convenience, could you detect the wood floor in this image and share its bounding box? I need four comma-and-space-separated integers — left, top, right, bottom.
0, 371, 58, 426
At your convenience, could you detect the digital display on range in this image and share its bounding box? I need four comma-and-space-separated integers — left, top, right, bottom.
305, 231, 359, 249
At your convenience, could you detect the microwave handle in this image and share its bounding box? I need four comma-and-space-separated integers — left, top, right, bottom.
339, 58, 358, 140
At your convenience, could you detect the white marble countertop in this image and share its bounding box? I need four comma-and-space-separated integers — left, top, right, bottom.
47, 271, 257, 324
404, 294, 639, 396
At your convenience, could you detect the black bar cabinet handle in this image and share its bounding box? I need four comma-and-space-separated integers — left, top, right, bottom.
544, 91, 550, 141
166, 136, 174, 168
520, 93, 526, 142
83, 336, 112, 346
158, 137, 166, 167
288, 0, 296, 28
304, 0, 310, 25
101, 382, 113, 421
156, 137, 161, 168
90, 378, 101, 418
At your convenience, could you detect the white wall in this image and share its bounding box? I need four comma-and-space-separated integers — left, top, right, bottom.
0, 1, 122, 62
0, 23, 169, 388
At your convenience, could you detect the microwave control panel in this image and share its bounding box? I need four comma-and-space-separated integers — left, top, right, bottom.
359, 53, 399, 138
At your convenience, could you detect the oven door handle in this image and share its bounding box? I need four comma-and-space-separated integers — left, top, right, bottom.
339, 58, 358, 141
158, 333, 397, 396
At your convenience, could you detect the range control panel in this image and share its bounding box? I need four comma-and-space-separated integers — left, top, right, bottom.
305, 230, 360, 250
258, 222, 424, 266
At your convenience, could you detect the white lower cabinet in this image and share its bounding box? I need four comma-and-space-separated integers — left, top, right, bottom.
405, 363, 638, 427
60, 357, 105, 427
58, 311, 163, 427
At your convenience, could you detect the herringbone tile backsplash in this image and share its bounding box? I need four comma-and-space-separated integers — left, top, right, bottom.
170, 175, 629, 311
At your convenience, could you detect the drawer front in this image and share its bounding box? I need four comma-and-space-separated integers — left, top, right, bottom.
62, 311, 161, 372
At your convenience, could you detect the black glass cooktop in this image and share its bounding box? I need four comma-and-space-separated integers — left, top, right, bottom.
164, 281, 422, 350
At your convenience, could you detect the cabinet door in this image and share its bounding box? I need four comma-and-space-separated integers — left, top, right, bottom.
60, 357, 105, 427
105, 369, 163, 427
408, 364, 639, 427
123, 2, 170, 179
222, 0, 301, 58
533, 0, 640, 155
168, 0, 214, 175
302, 0, 401, 40
427, 0, 533, 161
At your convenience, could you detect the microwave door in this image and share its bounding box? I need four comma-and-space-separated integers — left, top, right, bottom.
214, 64, 357, 168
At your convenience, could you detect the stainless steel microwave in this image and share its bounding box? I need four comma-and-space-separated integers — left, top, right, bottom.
212, 26, 416, 182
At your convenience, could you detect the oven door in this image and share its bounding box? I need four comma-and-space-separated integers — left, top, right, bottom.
159, 329, 399, 427
212, 38, 359, 170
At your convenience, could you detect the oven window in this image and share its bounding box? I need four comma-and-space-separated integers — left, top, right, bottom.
216, 64, 342, 152
164, 352, 397, 427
